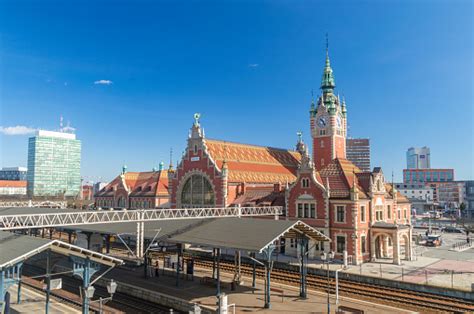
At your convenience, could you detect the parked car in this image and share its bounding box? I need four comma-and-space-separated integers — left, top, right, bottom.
441, 226, 465, 233
425, 235, 442, 247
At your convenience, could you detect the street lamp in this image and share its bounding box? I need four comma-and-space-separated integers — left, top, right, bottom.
88, 280, 118, 314
321, 251, 335, 314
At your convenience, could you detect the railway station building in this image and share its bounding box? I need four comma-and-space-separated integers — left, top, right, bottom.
95, 165, 169, 209
169, 49, 412, 266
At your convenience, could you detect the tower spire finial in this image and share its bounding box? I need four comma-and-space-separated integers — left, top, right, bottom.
321, 33, 335, 92
169, 147, 174, 170
326, 32, 329, 55
297, 131, 303, 143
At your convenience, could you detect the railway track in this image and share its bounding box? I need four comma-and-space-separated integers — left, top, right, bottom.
22, 264, 178, 314
190, 255, 474, 313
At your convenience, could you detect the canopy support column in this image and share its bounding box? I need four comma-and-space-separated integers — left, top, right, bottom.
216, 248, 221, 313
45, 249, 51, 314
105, 234, 111, 254
212, 248, 216, 279
251, 253, 256, 289
299, 236, 308, 298
233, 250, 241, 284
176, 244, 182, 287
17, 268, 22, 304
0, 263, 23, 311
263, 244, 275, 309
71, 256, 101, 314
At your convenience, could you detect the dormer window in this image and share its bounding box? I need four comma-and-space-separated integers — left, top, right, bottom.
137, 186, 142, 192
147, 186, 152, 192
301, 178, 310, 188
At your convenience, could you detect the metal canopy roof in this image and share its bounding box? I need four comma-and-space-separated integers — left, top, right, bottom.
65, 219, 202, 239
0, 232, 123, 270
0, 207, 77, 216
169, 218, 330, 253
64, 218, 330, 253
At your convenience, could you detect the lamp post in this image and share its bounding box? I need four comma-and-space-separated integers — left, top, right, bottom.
88, 279, 117, 314
321, 251, 335, 314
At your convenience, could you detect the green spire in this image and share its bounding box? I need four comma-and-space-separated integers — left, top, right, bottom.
320, 35, 335, 93
309, 89, 316, 117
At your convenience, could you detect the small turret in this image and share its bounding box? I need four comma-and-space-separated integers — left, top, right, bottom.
159, 161, 164, 171
341, 96, 347, 116
122, 165, 127, 175
295, 131, 306, 154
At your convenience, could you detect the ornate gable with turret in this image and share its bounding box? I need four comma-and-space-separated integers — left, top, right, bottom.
169, 114, 302, 208
285, 45, 412, 265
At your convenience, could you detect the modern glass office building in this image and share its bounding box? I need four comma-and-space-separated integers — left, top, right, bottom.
0, 167, 27, 180
406, 147, 431, 169
27, 130, 81, 197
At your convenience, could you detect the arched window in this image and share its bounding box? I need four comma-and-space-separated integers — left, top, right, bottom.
181, 174, 215, 207
301, 178, 310, 188
117, 196, 125, 208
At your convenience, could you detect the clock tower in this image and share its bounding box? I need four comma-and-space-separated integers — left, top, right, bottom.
310, 48, 347, 170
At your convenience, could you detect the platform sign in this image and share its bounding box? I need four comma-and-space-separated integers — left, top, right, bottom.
50, 278, 62, 290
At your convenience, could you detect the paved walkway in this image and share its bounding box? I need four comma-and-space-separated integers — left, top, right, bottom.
7, 284, 80, 314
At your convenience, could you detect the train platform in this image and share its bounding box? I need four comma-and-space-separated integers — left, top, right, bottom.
7, 284, 80, 314
204, 246, 474, 291
100, 262, 413, 313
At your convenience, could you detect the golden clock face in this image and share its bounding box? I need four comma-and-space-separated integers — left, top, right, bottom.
318, 116, 327, 127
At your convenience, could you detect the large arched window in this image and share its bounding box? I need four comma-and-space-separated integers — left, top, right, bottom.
117, 196, 126, 208
181, 174, 215, 207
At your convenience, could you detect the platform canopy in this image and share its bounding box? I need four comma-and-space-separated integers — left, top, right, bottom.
168, 218, 330, 253
0, 206, 78, 216
0, 231, 123, 270
63, 218, 330, 254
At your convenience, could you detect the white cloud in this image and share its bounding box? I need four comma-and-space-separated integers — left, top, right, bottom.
248, 63, 259, 68
0, 125, 37, 135
94, 79, 113, 85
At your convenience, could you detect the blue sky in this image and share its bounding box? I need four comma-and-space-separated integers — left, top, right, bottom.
1, 0, 473, 183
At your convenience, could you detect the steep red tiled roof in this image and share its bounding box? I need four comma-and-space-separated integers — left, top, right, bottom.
319, 158, 368, 199
231, 185, 285, 207
0, 180, 27, 188
96, 171, 168, 197
131, 171, 168, 197
205, 139, 301, 184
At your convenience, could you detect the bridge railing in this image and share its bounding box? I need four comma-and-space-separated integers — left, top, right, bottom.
0, 206, 283, 230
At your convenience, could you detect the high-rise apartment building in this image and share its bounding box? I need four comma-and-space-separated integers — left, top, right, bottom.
346, 138, 370, 171
406, 147, 430, 169
27, 130, 81, 197
0, 167, 27, 181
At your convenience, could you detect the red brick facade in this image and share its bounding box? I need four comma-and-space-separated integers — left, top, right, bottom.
95, 168, 169, 209
167, 51, 412, 265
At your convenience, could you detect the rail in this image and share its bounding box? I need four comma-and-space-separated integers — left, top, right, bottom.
0, 206, 283, 230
